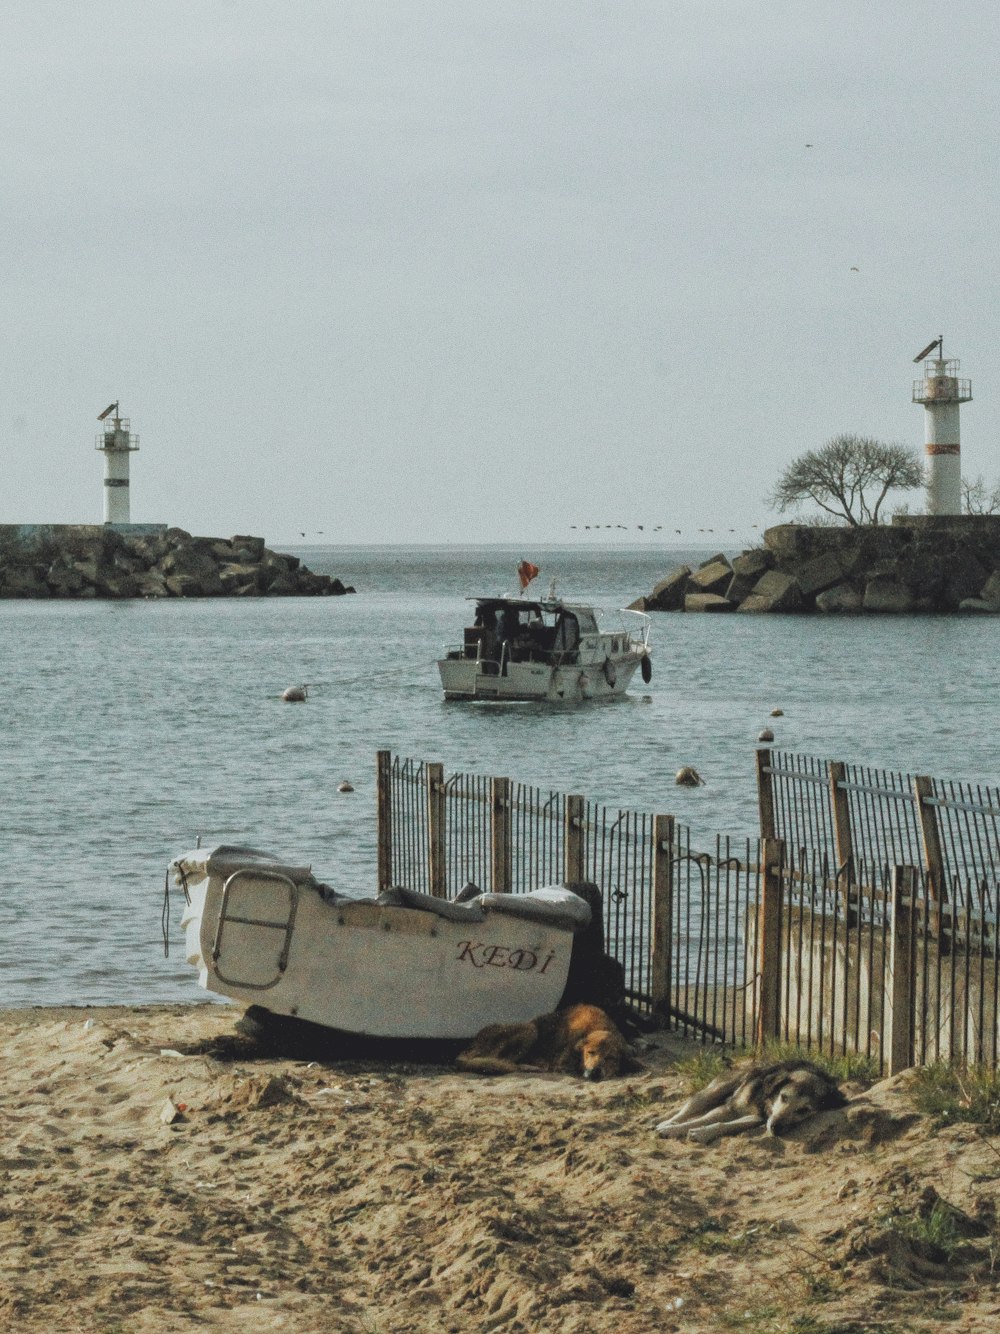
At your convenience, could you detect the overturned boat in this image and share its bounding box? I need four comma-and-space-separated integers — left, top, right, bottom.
170, 845, 601, 1040
437, 595, 652, 703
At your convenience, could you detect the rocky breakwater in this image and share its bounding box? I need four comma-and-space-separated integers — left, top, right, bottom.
635, 516, 1000, 614
0, 526, 355, 599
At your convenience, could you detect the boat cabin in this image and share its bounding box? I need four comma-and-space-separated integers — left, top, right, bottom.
458, 597, 596, 673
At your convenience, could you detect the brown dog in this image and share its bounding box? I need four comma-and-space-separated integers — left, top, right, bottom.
456, 1003, 644, 1082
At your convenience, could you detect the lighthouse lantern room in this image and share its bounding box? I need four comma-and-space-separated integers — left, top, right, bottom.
95, 402, 139, 525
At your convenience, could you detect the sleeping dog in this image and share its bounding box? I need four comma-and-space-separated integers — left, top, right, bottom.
656, 1059, 846, 1144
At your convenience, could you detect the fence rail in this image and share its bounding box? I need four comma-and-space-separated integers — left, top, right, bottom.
377, 748, 1000, 1072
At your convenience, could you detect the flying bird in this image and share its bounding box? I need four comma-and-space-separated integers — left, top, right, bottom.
850, 266, 860, 272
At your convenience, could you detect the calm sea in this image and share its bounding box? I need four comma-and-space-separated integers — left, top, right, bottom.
2, 543, 997, 1009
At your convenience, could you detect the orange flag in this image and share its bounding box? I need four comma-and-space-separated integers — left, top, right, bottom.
518, 560, 540, 591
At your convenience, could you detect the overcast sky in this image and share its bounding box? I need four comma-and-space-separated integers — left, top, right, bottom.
2, 1, 997, 546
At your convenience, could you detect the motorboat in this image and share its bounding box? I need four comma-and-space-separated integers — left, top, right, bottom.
169, 845, 597, 1039
437, 594, 652, 702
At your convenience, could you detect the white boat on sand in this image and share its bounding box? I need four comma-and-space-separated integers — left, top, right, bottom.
171, 845, 603, 1040
437, 594, 652, 703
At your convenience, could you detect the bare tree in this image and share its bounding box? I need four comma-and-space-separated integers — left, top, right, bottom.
962, 475, 1000, 515
769, 434, 924, 526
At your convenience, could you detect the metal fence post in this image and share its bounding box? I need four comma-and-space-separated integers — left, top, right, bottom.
564, 794, 585, 884
757, 837, 784, 1047
829, 760, 857, 924
376, 750, 393, 892
426, 761, 446, 899
491, 776, 511, 894
756, 748, 777, 841
651, 814, 674, 1022
887, 865, 917, 1075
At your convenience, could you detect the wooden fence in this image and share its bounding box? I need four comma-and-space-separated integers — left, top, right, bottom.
376, 749, 1000, 1072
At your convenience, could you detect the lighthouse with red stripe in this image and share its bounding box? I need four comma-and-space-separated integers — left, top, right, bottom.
912, 337, 971, 515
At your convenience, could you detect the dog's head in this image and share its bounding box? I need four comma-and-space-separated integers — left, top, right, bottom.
764, 1067, 846, 1134
576, 1029, 645, 1082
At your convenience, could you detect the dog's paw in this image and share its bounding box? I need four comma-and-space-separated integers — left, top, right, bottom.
687, 1126, 719, 1145
654, 1120, 688, 1138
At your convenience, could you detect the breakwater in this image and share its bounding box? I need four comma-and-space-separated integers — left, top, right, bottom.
637, 516, 1000, 613
0, 524, 354, 598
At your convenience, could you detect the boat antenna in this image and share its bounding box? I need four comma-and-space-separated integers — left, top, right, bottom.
547, 577, 557, 599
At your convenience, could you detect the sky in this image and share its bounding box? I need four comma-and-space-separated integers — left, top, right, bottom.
2, 1, 998, 546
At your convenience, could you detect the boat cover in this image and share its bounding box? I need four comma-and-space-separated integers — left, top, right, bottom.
174, 847, 592, 932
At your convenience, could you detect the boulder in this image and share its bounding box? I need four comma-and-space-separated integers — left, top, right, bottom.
231, 535, 266, 561
738, 570, 803, 613
725, 572, 758, 605
979, 570, 1000, 606
958, 598, 1000, 614
794, 551, 857, 598
687, 559, 733, 596
815, 583, 863, 613
646, 566, 690, 611
863, 576, 914, 613
944, 550, 989, 607
731, 548, 774, 579
684, 593, 735, 612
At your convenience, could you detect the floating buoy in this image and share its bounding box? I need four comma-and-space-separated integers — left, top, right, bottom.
770, 708, 784, 717
758, 728, 774, 743
337, 781, 354, 793
675, 767, 705, 787
281, 685, 308, 702
640, 655, 652, 684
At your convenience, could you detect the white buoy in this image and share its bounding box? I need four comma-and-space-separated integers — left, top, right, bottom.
281, 685, 308, 702
770, 708, 784, 717
337, 781, 354, 793
675, 767, 705, 787
758, 728, 774, 743
912, 337, 971, 516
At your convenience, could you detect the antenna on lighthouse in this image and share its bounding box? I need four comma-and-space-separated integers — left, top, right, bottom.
912, 336, 943, 364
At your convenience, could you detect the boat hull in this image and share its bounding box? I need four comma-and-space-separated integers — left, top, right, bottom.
174, 849, 587, 1039
438, 654, 642, 702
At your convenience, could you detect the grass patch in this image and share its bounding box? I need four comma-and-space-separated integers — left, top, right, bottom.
878, 1199, 965, 1262
671, 1042, 878, 1091
909, 1064, 1000, 1132
669, 1048, 731, 1092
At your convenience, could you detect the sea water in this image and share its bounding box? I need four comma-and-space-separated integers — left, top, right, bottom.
1, 543, 997, 1008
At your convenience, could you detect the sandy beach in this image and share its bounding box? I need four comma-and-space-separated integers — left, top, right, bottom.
1, 1003, 999, 1333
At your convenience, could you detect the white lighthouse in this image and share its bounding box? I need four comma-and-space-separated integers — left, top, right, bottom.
912, 337, 971, 515
95, 402, 139, 525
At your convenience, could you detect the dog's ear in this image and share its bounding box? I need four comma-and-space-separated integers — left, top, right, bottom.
820, 1084, 847, 1109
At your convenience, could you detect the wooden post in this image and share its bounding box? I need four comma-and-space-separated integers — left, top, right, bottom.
756, 748, 777, 841
426, 762, 446, 899
376, 749, 392, 892
491, 776, 511, 894
651, 814, 674, 1021
914, 773, 947, 952
887, 865, 916, 1075
829, 760, 856, 923
757, 837, 784, 1047
564, 794, 585, 885
829, 760, 853, 872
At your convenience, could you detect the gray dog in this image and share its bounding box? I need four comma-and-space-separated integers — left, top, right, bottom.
656, 1059, 846, 1144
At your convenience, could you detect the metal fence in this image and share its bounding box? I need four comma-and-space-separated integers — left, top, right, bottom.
759, 749, 1000, 909
378, 749, 1000, 1072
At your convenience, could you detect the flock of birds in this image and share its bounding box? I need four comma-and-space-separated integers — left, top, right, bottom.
569, 524, 760, 534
